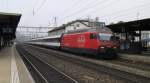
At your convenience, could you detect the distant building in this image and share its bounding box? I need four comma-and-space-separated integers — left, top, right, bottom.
48, 19, 105, 36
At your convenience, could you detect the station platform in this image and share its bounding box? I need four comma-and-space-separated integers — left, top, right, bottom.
119, 53, 150, 64
0, 45, 34, 83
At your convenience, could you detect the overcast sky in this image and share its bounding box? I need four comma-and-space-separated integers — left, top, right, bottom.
0, 0, 150, 27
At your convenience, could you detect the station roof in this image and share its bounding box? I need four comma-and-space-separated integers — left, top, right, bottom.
0, 12, 21, 39
107, 18, 150, 33
0, 12, 21, 25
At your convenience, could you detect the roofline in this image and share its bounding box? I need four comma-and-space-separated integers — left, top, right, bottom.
64, 27, 112, 34
48, 19, 90, 33
107, 18, 150, 26
0, 12, 21, 16
48, 19, 105, 33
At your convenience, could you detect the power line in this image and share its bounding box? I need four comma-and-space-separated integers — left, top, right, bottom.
60, 0, 96, 17
53, 17, 58, 27
80, 0, 120, 17
59, 0, 110, 23
23, 0, 40, 25
99, 2, 150, 19
33, 0, 39, 15
60, 0, 150, 24
33, 0, 39, 9
107, 7, 150, 23
65, 0, 108, 17
60, 1, 150, 24
33, 0, 47, 15
60, 0, 85, 15
98, 2, 150, 24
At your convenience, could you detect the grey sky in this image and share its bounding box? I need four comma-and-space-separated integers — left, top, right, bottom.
0, 0, 150, 27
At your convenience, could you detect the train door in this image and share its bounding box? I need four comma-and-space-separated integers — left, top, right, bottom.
77, 34, 85, 48
90, 33, 98, 49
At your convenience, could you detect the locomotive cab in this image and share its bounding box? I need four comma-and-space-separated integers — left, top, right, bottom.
97, 32, 118, 58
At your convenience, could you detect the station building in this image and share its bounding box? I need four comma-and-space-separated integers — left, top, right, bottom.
48, 19, 105, 36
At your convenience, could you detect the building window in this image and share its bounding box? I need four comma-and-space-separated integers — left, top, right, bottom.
77, 24, 80, 27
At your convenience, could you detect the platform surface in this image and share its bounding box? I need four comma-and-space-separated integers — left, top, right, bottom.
0, 46, 34, 83
119, 53, 150, 64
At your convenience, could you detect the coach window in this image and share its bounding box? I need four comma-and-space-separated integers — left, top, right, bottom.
90, 33, 97, 39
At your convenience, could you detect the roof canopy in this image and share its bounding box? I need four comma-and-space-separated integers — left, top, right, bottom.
107, 18, 150, 33
0, 12, 21, 25
0, 12, 21, 39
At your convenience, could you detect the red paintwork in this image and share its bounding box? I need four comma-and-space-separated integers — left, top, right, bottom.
61, 31, 118, 52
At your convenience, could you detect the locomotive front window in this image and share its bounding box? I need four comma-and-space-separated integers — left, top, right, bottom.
90, 33, 97, 39
99, 33, 112, 40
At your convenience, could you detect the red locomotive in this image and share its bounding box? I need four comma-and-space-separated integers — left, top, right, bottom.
61, 28, 118, 58
28, 28, 119, 59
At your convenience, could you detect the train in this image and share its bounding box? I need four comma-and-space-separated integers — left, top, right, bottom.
27, 28, 119, 59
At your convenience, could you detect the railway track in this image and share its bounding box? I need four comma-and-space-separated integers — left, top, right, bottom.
16, 44, 79, 83
18, 44, 150, 83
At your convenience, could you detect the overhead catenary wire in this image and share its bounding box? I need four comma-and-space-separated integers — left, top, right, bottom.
32, 0, 39, 15
106, 5, 150, 23
33, 0, 39, 10
33, 0, 47, 15
59, 0, 111, 22
59, 0, 115, 24
25, 0, 47, 26
23, 0, 150, 27
60, 0, 98, 18
98, 2, 150, 19
23, 0, 40, 26
97, 2, 150, 24
60, 0, 86, 15
79, 0, 120, 17
63, 0, 108, 18
60, 0, 150, 25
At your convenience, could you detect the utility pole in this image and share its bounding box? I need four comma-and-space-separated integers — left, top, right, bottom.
49, 20, 51, 26
54, 17, 58, 27
33, 9, 35, 16
87, 15, 91, 27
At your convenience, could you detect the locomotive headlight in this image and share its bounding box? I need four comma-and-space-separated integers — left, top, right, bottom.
100, 47, 105, 49
113, 46, 117, 49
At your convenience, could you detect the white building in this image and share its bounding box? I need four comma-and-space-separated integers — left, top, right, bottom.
48, 19, 105, 36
